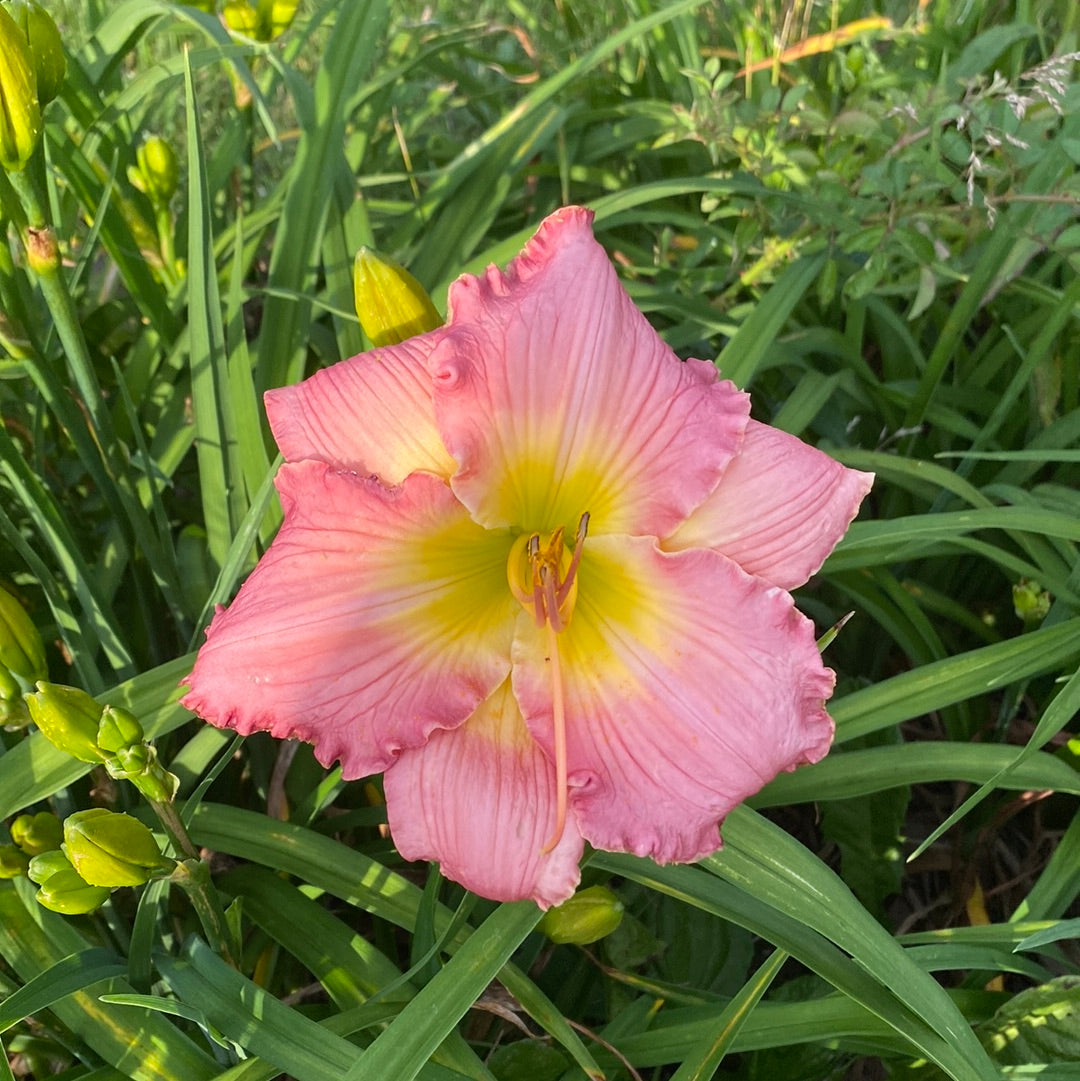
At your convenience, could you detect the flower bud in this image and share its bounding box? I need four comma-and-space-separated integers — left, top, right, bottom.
10, 810, 62, 854
222, 0, 298, 41
27, 850, 110, 914
5, 0, 65, 106
0, 3, 41, 171
1013, 578, 1050, 627
266, 0, 300, 39
353, 247, 443, 348
63, 808, 174, 887
180, 0, 216, 11
96, 705, 145, 754
221, 0, 259, 36
537, 884, 624, 945
0, 843, 29, 878
0, 585, 46, 686
127, 135, 178, 206
104, 742, 180, 804
0, 665, 30, 727
26, 683, 108, 763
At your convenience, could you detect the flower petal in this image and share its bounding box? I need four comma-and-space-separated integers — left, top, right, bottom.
664, 420, 874, 589
430, 206, 748, 536
181, 463, 515, 777
511, 535, 835, 863
385, 681, 583, 909
265, 331, 456, 483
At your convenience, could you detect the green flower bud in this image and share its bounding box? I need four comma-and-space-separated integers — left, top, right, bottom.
26, 683, 108, 763
10, 810, 62, 854
353, 247, 443, 348
0, 843, 29, 878
96, 705, 145, 754
127, 135, 178, 206
180, 0, 217, 11
28, 850, 110, 914
1013, 578, 1050, 627
0, 3, 40, 170
537, 884, 624, 945
0, 586, 46, 685
5, 0, 64, 106
0, 664, 30, 727
104, 741, 180, 804
63, 808, 174, 887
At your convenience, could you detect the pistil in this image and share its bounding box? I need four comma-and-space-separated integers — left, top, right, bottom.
505, 513, 590, 854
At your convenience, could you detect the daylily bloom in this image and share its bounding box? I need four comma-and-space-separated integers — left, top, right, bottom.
181, 207, 872, 908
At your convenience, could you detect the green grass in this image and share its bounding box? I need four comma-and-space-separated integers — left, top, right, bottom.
1, 1, 1078, 1078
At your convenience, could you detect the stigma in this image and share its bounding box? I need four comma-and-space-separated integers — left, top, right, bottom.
507, 513, 590, 633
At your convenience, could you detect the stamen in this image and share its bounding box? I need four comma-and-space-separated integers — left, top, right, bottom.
556, 512, 590, 607
540, 621, 568, 854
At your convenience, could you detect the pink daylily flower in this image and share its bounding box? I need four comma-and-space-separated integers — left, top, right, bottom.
181, 207, 873, 908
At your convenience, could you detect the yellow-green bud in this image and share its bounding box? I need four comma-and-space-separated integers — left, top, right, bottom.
0, 664, 30, 727
63, 808, 174, 887
96, 705, 145, 754
104, 742, 180, 804
264, 0, 300, 39
180, 0, 217, 11
222, 0, 298, 40
28, 850, 110, 914
26, 683, 108, 763
537, 884, 624, 945
5, 0, 64, 106
353, 247, 443, 348
221, 0, 260, 36
10, 810, 62, 854
0, 586, 46, 686
0, 3, 41, 171
1013, 578, 1050, 627
127, 135, 178, 206
0, 843, 29, 878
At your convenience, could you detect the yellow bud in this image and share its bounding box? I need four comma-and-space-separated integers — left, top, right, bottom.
26, 683, 108, 763
63, 808, 174, 888
266, 0, 300, 39
222, 0, 259, 36
10, 810, 62, 854
28, 849, 111, 914
134, 135, 178, 205
537, 884, 624, 945
5, 0, 64, 106
0, 585, 45, 685
353, 247, 443, 348
0, 3, 41, 171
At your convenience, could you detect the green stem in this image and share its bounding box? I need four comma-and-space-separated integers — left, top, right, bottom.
6, 166, 108, 435
150, 798, 200, 861
170, 858, 239, 969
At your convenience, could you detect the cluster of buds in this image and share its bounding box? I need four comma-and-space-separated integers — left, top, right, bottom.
0, 586, 47, 727
222, 0, 300, 42
0, 0, 65, 172
352, 247, 443, 348
2, 808, 174, 913
26, 683, 180, 804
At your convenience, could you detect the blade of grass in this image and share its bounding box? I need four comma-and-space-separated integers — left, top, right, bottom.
667, 949, 788, 1081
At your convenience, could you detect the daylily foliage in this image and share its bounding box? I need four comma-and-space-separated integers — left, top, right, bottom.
182, 208, 872, 908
